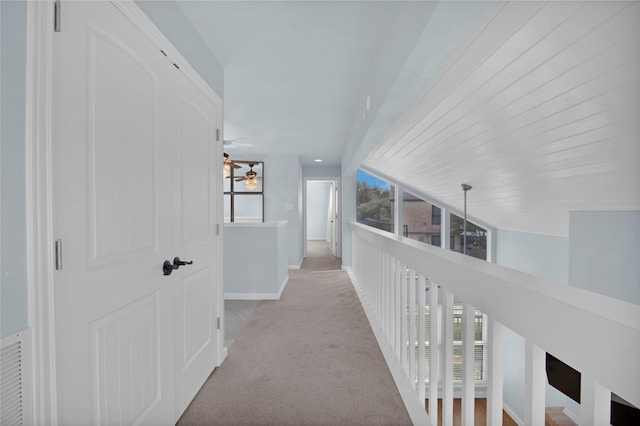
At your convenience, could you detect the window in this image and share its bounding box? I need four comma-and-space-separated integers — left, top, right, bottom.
432, 205, 441, 225
449, 213, 487, 260
356, 169, 394, 233
224, 161, 264, 223
406, 304, 487, 384
401, 191, 441, 246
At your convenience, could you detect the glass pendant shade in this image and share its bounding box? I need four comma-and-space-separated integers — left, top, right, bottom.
245, 177, 258, 190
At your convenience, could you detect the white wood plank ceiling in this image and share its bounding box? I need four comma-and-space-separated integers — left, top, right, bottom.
365, 1, 640, 236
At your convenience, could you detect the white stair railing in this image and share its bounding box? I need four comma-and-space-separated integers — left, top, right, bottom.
348, 222, 640, 426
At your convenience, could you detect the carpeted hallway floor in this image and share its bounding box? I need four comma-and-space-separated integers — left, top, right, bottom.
177, 241, 410, 425
300, 240, 342, 271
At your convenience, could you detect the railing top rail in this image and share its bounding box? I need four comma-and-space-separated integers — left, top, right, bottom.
351, 222, 640, 407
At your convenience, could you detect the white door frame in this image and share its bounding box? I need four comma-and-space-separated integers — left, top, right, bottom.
302, 177, 341, 259
25, 2, 224, 423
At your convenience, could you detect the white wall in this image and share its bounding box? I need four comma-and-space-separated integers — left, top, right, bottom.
135, 0, 224, 96
306, 181, 331, 240
497, 230, 570, 284
569, 211, 640, 305
496, 229, 570, 422
302, 164, 340, 179
262, 154, 304, 267
223, 222, 288, 298
1, 0, 28, 338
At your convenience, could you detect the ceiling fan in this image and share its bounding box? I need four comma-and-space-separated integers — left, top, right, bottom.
234, 163, 262, 190
223, 152, 241, 177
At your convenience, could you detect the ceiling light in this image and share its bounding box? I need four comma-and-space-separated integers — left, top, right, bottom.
245, 176, 258, 190
314, 159, 323, 163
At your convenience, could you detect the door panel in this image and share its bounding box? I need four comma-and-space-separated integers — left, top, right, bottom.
52, 2, 221, 424
172, 77, 219, 420
180, 269, 212, 366
180, 99, 211, 244
90, 294, 160, 425
88, 26, 157, 265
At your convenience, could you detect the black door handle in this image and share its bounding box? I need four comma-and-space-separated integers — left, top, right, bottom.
162, 257, 194, 275
173, 257, 193, 267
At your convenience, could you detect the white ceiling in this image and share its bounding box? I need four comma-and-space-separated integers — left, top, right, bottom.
366, 1, 640, 235
174, 0, 443, 165
146, 1, 639, 236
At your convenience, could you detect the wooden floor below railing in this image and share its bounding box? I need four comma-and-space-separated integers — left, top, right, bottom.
424, 398, 518, 426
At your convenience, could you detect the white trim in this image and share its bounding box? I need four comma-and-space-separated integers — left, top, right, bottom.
225, 275, 289, 301
503, 402, 525, 426
225, 220, 287, 228
289, 260, 303, 270
302, 177, 341, 258
563, 405, 581, 425
26, 1, 57, 424
346, 267, 430, 426
224, 293, 279, 301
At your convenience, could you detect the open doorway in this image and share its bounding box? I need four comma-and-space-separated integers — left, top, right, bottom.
303, 178, 341, 260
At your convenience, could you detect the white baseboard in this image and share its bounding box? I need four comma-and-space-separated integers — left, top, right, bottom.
289, 259, 303, 269
277, 275, 289, 298
503, 402, 524, 426
219, 346, 228, 366
224, 275, 289, 301
345, 268, 430, 426
563, 405, 580, 424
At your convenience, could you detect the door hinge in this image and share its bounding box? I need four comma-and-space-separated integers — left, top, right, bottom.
54, 0, 61, 32
217, 317, 221, 330
216, 128, 220, 142
55, 239, 63, 270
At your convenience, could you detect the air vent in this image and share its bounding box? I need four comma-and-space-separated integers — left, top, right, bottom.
1, 337, 24, 425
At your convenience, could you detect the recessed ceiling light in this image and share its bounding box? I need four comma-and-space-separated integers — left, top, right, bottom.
314, 159, 323, 162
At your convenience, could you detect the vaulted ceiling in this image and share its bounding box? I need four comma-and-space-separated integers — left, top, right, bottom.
364, 1, 640, 235
142, 1, 639, 236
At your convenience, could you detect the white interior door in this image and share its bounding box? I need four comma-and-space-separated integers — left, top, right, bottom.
326, 182, 335, 250
329, 180, 340, 257
52, 2, 220, 423
170, 65, 220, 420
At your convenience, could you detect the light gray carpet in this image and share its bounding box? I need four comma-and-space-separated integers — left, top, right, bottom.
177, 268, 411, 425
225, 300, 262, 347
301, 240, 342, 271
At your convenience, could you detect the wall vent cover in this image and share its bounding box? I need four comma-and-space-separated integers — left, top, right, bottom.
1, 335, 25, 425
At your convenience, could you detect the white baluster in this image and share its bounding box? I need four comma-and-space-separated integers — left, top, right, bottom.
394, 259, 402, 363
461, 302, 475, 426
418, 276, 426, 403
443, 290, 454, 426
409, 269, 417, 389
428, 281, 439, 426
401, 263, 408, 378
525, 341, 545, 426
580, 374, 611, 426
486, 318, 504, 426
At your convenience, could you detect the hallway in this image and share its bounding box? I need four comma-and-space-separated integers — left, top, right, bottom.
178, 241, 410, 424
301, 240, 342, 271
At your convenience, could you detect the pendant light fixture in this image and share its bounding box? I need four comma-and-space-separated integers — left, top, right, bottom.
244, 166, 259, 190
461, 183, 472, 255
